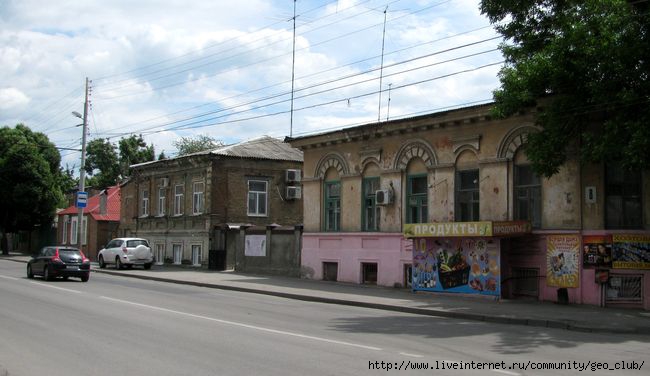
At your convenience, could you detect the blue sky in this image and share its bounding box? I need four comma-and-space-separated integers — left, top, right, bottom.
0, 0, 503, 171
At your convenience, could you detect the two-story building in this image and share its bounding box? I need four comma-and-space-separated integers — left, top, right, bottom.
119, 136, 304, 276
287, 103, 650, 309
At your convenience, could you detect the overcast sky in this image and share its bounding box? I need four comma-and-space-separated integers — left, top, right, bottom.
0, 0, 503, 171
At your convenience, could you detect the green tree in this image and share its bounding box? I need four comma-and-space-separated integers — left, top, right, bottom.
0, 124, 64, 254
118, 135, 155, 177
480, 0, 650, 176
84, 138, 119, 189
173, 134, 223, 156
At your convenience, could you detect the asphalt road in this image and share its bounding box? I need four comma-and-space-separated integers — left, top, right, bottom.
0, 260, 648, 376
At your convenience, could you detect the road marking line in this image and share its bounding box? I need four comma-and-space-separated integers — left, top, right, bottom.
30, 281, 82, 294
0, 275, 18, 280
100, 296, 382, 351
399, 352, 424, 358
492, 370, 520, 376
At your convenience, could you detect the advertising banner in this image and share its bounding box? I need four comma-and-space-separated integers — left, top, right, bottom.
582, 235, 612, 268
546, 235, 580, 288
612, 234, 650, 270
244, 235, 266, 257
412, 237, 500, 296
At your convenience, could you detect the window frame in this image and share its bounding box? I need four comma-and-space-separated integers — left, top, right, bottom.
192, 181, 205, 215
158, 187, 166, 216
362, 177, 380, 231
605, 163, 643, 229
247, 179, 269, 217
455, 169, 479, 222
173, 184, 184, 216
323, 180, 341, 232
140, 189, 149, 217
71, 217, 78, 245
513, 164, 542, 228
406, 174, 428, 224
62, 215, 69, 244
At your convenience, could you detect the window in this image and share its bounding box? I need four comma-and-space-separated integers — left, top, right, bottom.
324, 181, 341, 231
141, 189, 149, 217
174, 184, 184, 216
82, 217, 87, 245
191, 244, 202, 266
362, 178, 380, 231
62, 216, 69, 244
192, 182, 204, 215
323, 262, 338, 281
173, 244, 182, 265
406, 175, 427, 224
71, 217, 78, 245
362, 263, 378, 284
455, 169, 479, 221
157, 187, 166, 216
247, 180, 268, 216
514, 165, 541, 228
606, 163, 642, 229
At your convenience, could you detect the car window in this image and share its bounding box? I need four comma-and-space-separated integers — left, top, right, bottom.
45, 249, 54, 257
59, 249, 82, 257
107, 240, 120, 248
127, 239, 149, 248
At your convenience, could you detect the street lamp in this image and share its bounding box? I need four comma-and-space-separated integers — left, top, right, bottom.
73, 78, 89, 253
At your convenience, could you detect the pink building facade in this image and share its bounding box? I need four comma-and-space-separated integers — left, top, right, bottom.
288, 104, 650, 309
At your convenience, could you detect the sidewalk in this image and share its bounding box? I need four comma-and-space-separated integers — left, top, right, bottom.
3, 253, 650, 335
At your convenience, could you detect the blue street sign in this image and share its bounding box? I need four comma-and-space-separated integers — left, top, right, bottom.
76, 191, 88, 208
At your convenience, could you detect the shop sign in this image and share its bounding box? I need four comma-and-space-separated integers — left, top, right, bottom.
582, 235, 612, 268
404, 222, 492, 238
546, 234, 580, 288
492, 221, 532, 237
612, 234, 650, 270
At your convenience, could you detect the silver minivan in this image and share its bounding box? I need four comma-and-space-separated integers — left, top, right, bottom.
98, 238, 153, 270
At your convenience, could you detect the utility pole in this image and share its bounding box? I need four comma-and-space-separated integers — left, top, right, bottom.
289, 0, 297, 137
377, 6, 388, 123
74, 77, 90, 253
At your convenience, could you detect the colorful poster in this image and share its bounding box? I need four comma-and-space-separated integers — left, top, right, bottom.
582, 235, 612, 268
612, 234, 650, 269
546, 235, 580, 288
412, 237, 500, 296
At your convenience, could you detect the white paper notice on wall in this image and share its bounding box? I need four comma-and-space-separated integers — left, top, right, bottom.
245, 235, 266, 257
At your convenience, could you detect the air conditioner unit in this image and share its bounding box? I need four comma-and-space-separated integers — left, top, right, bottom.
160, 178, 169, 187
375, 189, 393, 205
285, 169, 302, 183
286, 186, 302, 200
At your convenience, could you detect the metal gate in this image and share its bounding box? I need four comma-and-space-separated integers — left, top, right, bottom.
511, 267, 539, 298
606, 274, 643, 304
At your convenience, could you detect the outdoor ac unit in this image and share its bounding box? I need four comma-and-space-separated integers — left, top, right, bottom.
160, 178, 169, 187
286, 186, 302, 200
375, 189, 393, 205
285, 169, 302, 183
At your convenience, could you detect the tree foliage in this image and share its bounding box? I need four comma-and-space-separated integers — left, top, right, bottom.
0, 124, 64, 253
84, 138, 119, 189
173, 134, 223, 156
480, 0, 650, 176
118, 135, 155, 177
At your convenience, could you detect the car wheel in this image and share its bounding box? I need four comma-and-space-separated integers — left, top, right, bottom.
81, 274, 89, 282
43, 266, 51, 281
116, 257, 122, 270
27, 264, 34, 279
98, 255, 106, 269
144, 263, 152, 270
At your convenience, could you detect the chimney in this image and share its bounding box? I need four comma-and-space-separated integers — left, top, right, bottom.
100, 189, 108, 215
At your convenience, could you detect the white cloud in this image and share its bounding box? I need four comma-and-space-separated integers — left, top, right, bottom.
0, 87, 30, 111
0, 0, 503, 169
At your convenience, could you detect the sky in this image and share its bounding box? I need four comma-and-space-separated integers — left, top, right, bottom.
0, 0, 503, 172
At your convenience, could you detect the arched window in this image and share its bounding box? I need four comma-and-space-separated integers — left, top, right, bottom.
406, 158, 428, 224
455, 150, 479, 221
513, 150, 541, 228
323, 167, 341, 232
362, 162, 380, 231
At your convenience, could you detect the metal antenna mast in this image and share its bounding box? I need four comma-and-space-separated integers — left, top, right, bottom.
290, 0, 297, 137
377, 6, 388, 123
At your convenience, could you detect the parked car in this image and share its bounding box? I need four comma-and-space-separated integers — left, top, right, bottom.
27, 246, 91, 282
98, 238, 153, 270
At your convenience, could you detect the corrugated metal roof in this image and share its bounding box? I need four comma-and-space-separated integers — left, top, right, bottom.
209, 136, 303, 161
58, 185, 120, 222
